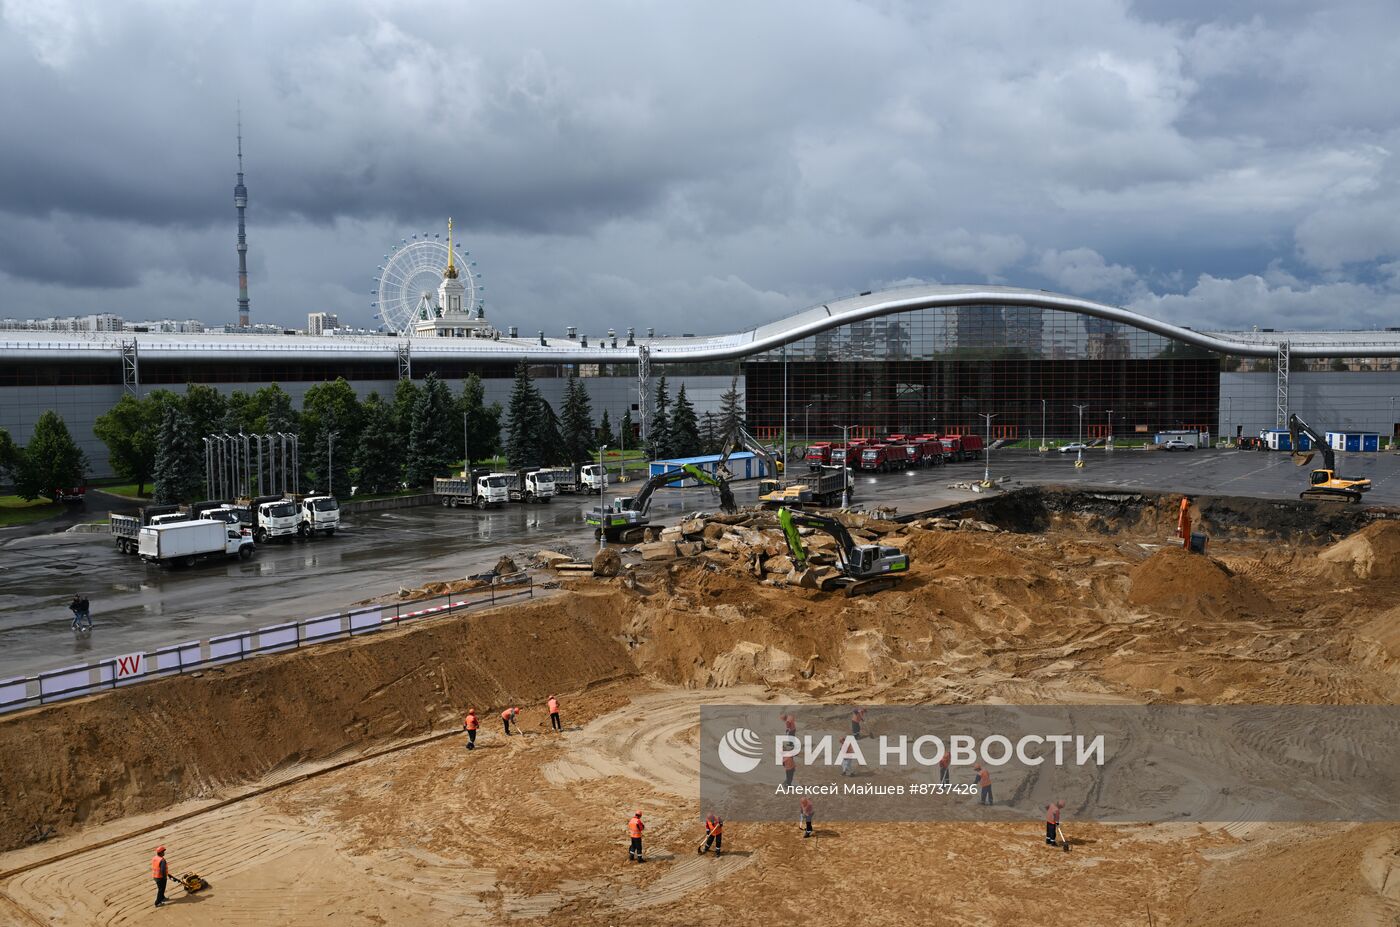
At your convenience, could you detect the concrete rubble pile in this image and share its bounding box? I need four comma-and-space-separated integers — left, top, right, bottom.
535, 509, 999, 586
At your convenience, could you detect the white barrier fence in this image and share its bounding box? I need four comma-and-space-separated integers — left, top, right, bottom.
0, 577, 533, 714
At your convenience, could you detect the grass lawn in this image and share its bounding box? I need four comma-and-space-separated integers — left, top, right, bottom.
0, 495, 67, 528
95, 483, 152, 500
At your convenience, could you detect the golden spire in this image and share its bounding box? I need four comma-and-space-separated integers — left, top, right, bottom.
444, 217, 459, 279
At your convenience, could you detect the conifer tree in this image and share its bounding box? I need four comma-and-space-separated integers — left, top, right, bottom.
405, 373, 454, 486
152, 405, 202, 504
560, 374, 596, 463
354, 392, 402, 494
670, 383, 702, 458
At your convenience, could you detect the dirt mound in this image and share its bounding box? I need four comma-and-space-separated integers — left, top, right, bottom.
0, 589, 637, 852
1319, 520, 1400, 580
1127, 547, 1261, 615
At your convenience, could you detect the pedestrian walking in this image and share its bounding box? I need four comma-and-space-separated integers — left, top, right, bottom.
1045, 800, 1066, 846
69, 594, 91, 631
627, 811, 645, 863
150, 845, 169, 907
700, 814, 723, 856
463, 708, 479, 750
799, 797, 814, 838
501, 706, 519, 736
974, 764, 993, 805
547, 695, 562, 732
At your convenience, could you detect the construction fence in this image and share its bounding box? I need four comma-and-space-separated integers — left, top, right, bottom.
0, 577, 533, 715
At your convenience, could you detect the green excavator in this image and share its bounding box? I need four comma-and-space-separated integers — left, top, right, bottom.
586, 463, 736, 543
778, 507, 909, 596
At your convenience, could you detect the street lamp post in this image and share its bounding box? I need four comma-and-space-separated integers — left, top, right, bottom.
782, 342, 789, 469
597, 444, 608, 548
1040, 398, 1047, 451
462, 411, 470, 475
979, 413, 998, 484
1105, 409, 1113, 450
804, 402, 815, 451
840, 424, 852, 509
1391, 396, 1396, 448
327, 431, 339, 496
1073, 404, 1089, 466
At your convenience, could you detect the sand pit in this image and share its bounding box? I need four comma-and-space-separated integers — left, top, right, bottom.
4, 494, 1400, 925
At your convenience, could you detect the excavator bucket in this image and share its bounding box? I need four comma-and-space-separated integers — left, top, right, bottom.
1290, 450, 1315, 467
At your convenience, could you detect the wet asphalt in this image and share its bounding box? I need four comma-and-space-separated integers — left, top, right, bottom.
4, 447, 1399, 678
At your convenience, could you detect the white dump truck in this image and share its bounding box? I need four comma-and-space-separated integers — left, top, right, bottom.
139, 520, 255, 566
434, 470, 510, 509
503, 468, 556, 503
298, 495, 340, 538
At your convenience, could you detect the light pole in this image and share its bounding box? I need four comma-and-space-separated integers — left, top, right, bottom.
1073, 404, 1089, 466
598, 443, 608, 547
462, 411, 470, 475
1040, 398, 1047, 451
1391, 396, 1396, 448
804, 402, 815, 451
327, 431, 339, 495
840, 424, 852, 509
782, 342, 789, 469
1105, 409, 1113, 449
979, 413, 998, 484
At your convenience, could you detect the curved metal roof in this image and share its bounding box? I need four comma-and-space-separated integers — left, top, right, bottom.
4, 284, 1400, 363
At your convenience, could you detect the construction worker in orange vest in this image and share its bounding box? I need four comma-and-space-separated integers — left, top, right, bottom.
799, 796, 814, 838
782, 752, 796, 788
974, 764, 993, 805
701, 814, 723, 856
150, 845, 169, 906
780, 712, 797, 736
463, 708, 479, 750
502, 706, 520, 736
547, 695, 562, 732
1046, 799, 1066, 846
627, 811, 645, 862
850, 707, 867, 739
938, 750, 951, 785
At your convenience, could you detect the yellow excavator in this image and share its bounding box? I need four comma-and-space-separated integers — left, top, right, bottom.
1287, 413, 1372, 503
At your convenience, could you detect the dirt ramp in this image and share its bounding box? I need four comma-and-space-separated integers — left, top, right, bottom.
0, 590, 638, 852
1128, 547, 1269, 616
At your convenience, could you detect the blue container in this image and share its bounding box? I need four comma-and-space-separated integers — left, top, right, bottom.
1364, 434, 1380, 452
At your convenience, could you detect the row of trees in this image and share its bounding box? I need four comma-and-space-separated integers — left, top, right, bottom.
4, 367, 746, 504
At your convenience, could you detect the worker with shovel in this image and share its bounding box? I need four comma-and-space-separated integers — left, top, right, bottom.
799, 796, 814, 838
974, 764, 993, 805
501, 706, 520, 736
547, 695, 562, 732
700, 814, 723, 856
151, 845, 169, 906
1046, 800, 1066, 847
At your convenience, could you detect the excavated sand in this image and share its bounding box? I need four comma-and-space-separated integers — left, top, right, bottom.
4, 510, 1400, 926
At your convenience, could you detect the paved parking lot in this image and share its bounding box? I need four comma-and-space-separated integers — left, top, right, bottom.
2, 446, 1398, 677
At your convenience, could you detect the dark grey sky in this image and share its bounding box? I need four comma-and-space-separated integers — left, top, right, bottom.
2, 0, 1398, 333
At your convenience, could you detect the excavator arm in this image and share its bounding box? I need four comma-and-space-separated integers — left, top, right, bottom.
1287, 414, 1335, 472
777, 507, 858, 568
628, 463, 735, 516
716, 423, 781, 482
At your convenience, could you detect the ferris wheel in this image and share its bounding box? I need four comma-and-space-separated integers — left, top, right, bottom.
372, 233, 483, 334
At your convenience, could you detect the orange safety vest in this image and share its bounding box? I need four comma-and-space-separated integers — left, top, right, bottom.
465, 713, 478, 730
1046, 804, 1061, 824
548, 698, 559, 714
706, 816, 723, 836
782, 755, 795, 771
799, 798, 813, 815
938, 754, 950, 769
151, 855, 166, 879
977, 768, 991, 787
502, 708, 515, 721
628, 816, 644, 838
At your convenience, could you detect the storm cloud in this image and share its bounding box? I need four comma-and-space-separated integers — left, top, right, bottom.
2, 0, 1398, 334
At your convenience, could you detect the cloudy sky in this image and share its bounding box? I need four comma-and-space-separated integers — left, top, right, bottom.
2, 0, 1399, 335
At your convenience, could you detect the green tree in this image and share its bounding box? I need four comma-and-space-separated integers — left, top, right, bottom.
0, 427, 21, 483
457, 374, 502, 466
670, 383, 702, 457
405, 373, 455, 486
718, 376, 744, 438
152, 404, 203, 504
354, 392, 402, 494
14, 411, 88, 500
648, 376, 673, 460
301, 378, 364, 493
700, 411, 720, 454
182, 384, 229, 441
392, 378, 422, 447
596, 409, 615, 449
228, 383, 298, 435
504, 362, 546, 468
93, 393, 162, 496
560, 374, 595, 463
537, 396, 564, 464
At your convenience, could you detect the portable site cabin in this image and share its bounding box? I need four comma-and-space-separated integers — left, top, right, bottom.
1261, 429, 1312, 451
648, 451, 773, 486
1325, 432, 1381, 452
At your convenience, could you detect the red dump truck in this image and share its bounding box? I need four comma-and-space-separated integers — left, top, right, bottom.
858, 443, 894, 472
804, 442, 832, 469
960, 434, 985, 459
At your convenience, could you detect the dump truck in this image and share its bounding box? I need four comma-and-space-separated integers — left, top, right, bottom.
139, 520, 255, 566
857, 444, 894, 472
242, 495, 300, 543
434, 470, 510, 509
503, 468, 556, 503
109, 504, 183, 555
805, 443, 832, 469
759, 465, 851, 508
298, 495, 340, 537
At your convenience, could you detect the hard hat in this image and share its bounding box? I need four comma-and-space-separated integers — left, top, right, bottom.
1057, 799, 1066, 807
155, 845, 166, 854
634, 811, 642, 817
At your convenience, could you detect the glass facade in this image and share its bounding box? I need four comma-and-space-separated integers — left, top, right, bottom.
742, 305, 1220, 441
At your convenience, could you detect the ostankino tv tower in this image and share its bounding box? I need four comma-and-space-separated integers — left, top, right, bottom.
234, 109, 250, 328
